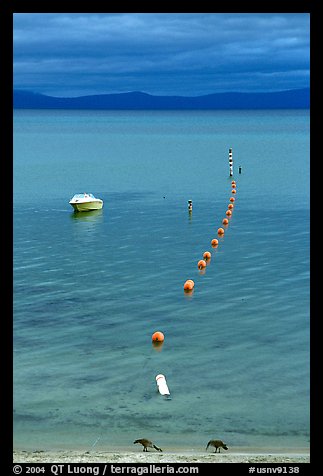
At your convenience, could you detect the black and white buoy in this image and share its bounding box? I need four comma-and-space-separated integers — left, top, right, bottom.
229, 148, 233, 177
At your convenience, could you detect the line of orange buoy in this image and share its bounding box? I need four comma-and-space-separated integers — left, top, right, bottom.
152, 167, 238, 400
183, 177, 238, 293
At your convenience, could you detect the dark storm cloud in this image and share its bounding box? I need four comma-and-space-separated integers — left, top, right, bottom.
13, 13, 310, 97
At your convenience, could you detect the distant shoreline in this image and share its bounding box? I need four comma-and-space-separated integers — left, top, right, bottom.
13, 88, 310, 110
13, 448, 310, 464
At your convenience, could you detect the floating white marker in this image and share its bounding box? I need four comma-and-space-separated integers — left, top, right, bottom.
229, 148, 233, 176
156, 374, 170, 396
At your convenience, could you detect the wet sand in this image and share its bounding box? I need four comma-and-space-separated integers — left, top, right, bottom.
13, 448, 310, 463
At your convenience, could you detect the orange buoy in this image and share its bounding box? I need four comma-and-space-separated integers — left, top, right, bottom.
203, 251, 212, 260
184, 279, 194, 291
229, 197, 235, 202
211, 238, 219, 247
232, 183, 236, 188
197, 259, 207, 269
231, 180, 236, 185
228, 203, 234, 209
222, 218, 229, 225
231, 189, 236, 194
226, 209, 232, 216
152, 331, 165, 343
217, 227, 225, 235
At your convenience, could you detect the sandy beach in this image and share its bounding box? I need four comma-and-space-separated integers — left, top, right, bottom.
13, 448, 310, 464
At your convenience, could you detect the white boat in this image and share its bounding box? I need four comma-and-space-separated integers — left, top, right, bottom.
69, 193, 103, 212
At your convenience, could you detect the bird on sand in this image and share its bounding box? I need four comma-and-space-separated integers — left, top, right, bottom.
206, 439, 228, 453
133, 438, 163, 452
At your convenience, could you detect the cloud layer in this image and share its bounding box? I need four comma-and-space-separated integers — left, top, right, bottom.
13, 13, 310, 97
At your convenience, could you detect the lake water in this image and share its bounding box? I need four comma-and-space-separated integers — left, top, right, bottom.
13, 109, 310, 451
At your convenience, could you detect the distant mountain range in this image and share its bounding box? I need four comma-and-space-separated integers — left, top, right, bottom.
13, 88, 310, 110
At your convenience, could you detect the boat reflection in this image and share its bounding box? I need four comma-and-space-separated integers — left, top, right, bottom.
70, 208, 103, 222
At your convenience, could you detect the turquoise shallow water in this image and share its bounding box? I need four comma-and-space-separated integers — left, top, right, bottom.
13, 109, 309, 451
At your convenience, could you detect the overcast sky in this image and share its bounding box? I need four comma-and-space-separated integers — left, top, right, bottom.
13, 13, 310, 97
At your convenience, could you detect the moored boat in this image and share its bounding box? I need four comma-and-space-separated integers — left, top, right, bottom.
69, 193, 103, 212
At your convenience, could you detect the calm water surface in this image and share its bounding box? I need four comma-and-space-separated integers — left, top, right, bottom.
13, 110, 310, 450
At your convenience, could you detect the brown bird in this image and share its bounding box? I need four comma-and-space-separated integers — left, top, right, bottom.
133, 438, 162, 452
206, 439, 228, 453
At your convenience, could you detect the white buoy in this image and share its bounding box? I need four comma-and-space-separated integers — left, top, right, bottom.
156, 374, 171, 397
